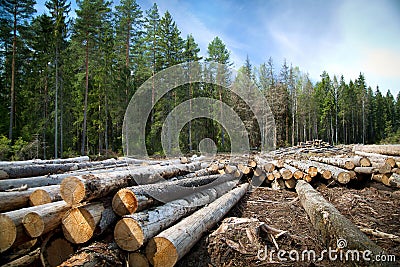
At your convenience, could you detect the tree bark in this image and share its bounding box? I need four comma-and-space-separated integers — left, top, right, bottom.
2, 247, 40, 267
114, 181, 236, 251
350, 155, 371, 167
354, 144, 400, 157
0, 156, 89, 168
112, 173, 238, 216
309, 161, 351, 184
60, 162, 202, 205
145, 183, 249, 267
22, 201, 69, 238
29, 185, 61, 206
295, 180, 387, 266
285, 160, 318, 178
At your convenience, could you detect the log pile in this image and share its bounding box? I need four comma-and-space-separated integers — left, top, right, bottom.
0, 155, 250, 266
0, 144, 399, 266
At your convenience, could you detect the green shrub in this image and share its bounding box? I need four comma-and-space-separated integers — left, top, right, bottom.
0, 135, 11, 160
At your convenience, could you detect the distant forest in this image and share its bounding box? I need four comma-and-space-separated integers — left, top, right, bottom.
1, 0, 399, 160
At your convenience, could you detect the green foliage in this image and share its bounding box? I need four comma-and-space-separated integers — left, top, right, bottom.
0, 135, 11, 160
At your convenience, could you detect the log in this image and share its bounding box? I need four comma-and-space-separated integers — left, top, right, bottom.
271, 178, 285, 190
0, 208, 35, 252
40, 231, 75, 267
284, 178, 296, 189
350, 155, 371, 167
370, 162, 392, 174
22, 201, 69, 238
61, 202, 117, 244
388, 173, 400, 188
309, 156, 355, 170
286, 160, 318, 178
283, 164, 303, 180
279, 167, 293, 180
0, 156, 89, 168
60, 163, 203, 206
0, 185, 60, 213
112, 174, 238, 216
295, 180, 386, 264
371, 173, 392, 186
145, 183, 249, 267
354, 144, 400, 156
354, 166, 379, 175
237, 163, 251, 175
58, 241, 124, 267
309, 161, 350, 184
114, 181, 236, 251
129, 252, 149, 267
29, 185, 60, 206
2, 247, 40, 267
263, 162, 275, 173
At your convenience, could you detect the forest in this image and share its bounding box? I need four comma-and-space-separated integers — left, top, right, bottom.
1, 0, 399, 160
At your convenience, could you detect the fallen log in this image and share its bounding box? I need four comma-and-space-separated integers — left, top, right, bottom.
309, 161, 350, 184
114, 181, 236, 251
40, 230, 75, 267
354, 144, 400, 157
129, 252, 149, 267
371, 162, 392, 174
283, 164, 303, 180
145, 183, 249, 267
388, 173, 400, 188
285, 160, 318, 178
284, 178, 296, 189
354, 166, 379, 175
22, 201, 69, 238
371, 173, 392, 186
112, 174, 238, 216
0, 184, 60, 213
350, 155, 371, 167
295, 180, 387, 265
279, 168, 293, 180
309, 156, 355, 170
61, 202, 117, 244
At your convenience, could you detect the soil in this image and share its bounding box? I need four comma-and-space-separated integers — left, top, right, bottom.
177, 181, 400, 267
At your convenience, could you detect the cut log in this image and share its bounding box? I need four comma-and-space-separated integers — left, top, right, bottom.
279, 168, 293, 180
283, 164, 303, 180
2, 247, 40, 267
309, 156, 355, 170
350, 155, 371, 167
371, 173, 392, 186
295, 180, 386, 263
58, 241, 124, 267
0, 208, 35, 252
354, 166, 379, 175
284, 178, 296, 189
237, 163, 251, 175
266, 172, 275, 181
224, 165, 237, 175
60, 163, 202, 206
286, 160, 318, 178
40, 231, 75, 267
114, 181, 236, 251
309, 161, 350, 184
248, 160, 257, 168
270, 159, 284, 168
29, 185, 61, 206
303, 173, 312, 183
0, 184, 59, 213
388, 173, 400, 188
271, 178, 285, 190
145, 183, 249, 267
112, 173, 238, 216
354, 144, 400, 156
272, 170, 281, 179
129, 252, 149, 267
263, 162, 275, 173
22, 201, 69, 238
62, 202, 117, 244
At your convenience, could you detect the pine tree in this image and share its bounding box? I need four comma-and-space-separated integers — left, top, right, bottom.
0, 0, 36, 141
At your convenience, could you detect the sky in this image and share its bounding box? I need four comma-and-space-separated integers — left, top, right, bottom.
35, 0, 400, 96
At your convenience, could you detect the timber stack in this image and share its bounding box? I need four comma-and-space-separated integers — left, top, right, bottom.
0, 144, 399, 266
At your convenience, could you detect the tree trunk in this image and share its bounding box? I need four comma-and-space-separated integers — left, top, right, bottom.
279, 167, 292, 180
285, 159, 318, 178
61, 202, 117, 244
112, 173, 238, 216
350, 155, 371, 167
283, 164, 303, 179
295, 180, 387, 265
114, 181, 236, 251
22, 201, 69, 238
145, 183, 249, 267
2, 247, 40, 267
9, 11, 17, 141
0, 185, 60, 213
60, 162, 203, 205
0, 156, 89, 168
354, 145, 400, 157
129, 252, 149, 267
81, 33, 89, 156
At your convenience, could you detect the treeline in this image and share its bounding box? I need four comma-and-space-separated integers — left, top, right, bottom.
0, 0, 399, 159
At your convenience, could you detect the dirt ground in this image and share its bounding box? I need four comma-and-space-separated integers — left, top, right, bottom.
177, 181, 400, 267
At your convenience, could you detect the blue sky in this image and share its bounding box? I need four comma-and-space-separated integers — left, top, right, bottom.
35, 0, 400, 96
